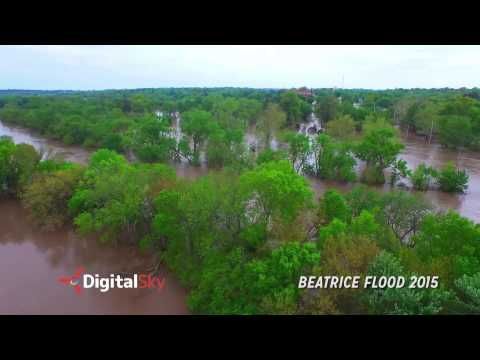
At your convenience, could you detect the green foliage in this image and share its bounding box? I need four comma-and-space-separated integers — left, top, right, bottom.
451, 273, 480, 313
379, 190, 432, 244
317, 205, 393, 257
390, 159, 411, 186
363, 251, 451, 315
315, 95, 338, 124
3, 88, 480, 315
438, 115, 473, 149
188, 242, 320, 314
344, 186, 427, 251
326, 114, 356, 140
413, 211, 480, 282
351, 210, 381, 238
413, 102, 439, 140
311, 229, 380, 314
437, 162, 469, 193
282, 131, 311, 172
279, 91, 306, 127
244, 242, 320, 314
318, 189, 351, 224
187, 248, 251, 314
256, 103, 286, 150
240, 160, 313, 225
128, 116, 176, 163
310, 134, 356, 182
256, 148, 288, 165
36, 159, 76, 173
0, 137, 40, 196
22, 166, 84, 230
355, 120, 404, 184
182, 109, 215, 165
69, 149, 176, 244
345, 184, 382, 217
410, 163, 438, 191
0, 137, 18, 195
3, 88, 480, 153
153, 179, 220, 284
318, 218, 348, 247
206, 126, 247, 169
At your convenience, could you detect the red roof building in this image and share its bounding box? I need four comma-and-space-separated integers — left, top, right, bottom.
294, 87, 314, 98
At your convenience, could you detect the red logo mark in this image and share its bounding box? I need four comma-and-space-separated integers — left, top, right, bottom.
58, 267, 85, 295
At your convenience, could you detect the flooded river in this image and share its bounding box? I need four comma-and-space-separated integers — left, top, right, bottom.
0, 121, 91, 165
0, 121, 189, 314
0, 199, 188, 314
2, 119, 479, 221
307, 133, 480, 222
1, 119, 480, 314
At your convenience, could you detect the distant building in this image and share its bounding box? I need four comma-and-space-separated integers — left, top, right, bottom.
293, 87, 314, 98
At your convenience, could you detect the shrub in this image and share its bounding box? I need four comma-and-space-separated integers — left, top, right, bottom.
410, 163, 438, 191
437, 162, 469, 193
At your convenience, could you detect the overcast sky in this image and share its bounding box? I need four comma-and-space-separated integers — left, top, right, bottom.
1, 45, 479, 90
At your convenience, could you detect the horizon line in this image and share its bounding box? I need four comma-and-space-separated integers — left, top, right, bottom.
1, 86, 479, 92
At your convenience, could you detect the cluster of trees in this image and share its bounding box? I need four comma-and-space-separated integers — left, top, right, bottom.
0, 90, 296, 169
410, 162, 469, 193
270, 113, 468, 192
394, 95, 480, 150
311, 89, 480, 152
3, 87, 480, 174
306, 187, 480, 314
1, 138, 478, 314
3, 87, 480, 151
0, 90, 268, 155
0, 136, 40, 197
272, 117, 406, 184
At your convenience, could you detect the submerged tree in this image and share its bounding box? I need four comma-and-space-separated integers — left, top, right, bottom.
410, 163, 438, 191
436, 162, 469, 193
315, 95, 338, 125
182, 109, 215, 165
22, 165, 84, 230
282, 132, 311, 173
326, 114, 356, 140
310, 134, 356, 182
256, 103, 286, 150
355, 121, 404, 184
279, 90, 304, 128
0, 137, 40, 196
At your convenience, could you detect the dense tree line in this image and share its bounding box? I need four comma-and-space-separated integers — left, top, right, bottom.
3, 87, 480, 151
1, 88, 472, 195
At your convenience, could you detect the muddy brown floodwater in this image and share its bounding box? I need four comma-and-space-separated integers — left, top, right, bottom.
0, 121, 189, 314
0, 199, 188, 314
1, 120, 480, 314
0, 121, 91, 165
